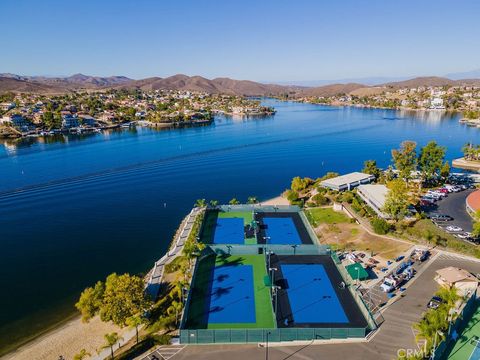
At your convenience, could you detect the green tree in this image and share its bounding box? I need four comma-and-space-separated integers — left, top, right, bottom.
362, 159, 381, 179
167, 300, 183, 325
75, 281, 105, 322
194, 199, 207, 207
209, 199, 219, 207
126, 314, 144, 345
247, 196, 258, 204
100, 273, 152, 327
42, 110, 62, 129
383, 179, 409, 220
229, 198, 240, 205
440, 161, 450, 181
291, 177, 314, 192
99, 332, 123, 359
392, 141, 417, 182
73, 349, 91, 360
370, 217, 391, 235
418, 141, 446, 184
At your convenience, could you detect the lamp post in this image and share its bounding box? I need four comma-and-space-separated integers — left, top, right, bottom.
266, 250, 273, 270
265, 331, 272, 360
269, 267, 277, 299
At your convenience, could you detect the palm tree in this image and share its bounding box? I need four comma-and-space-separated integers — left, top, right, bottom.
229, 198, 240, 205
99, 332, 123, 359
195, 199, 207, 208
126, 315, 144, 344
73, 349, 91, 360
247, 196, 258, 204
436, 286, 460, 309
209, 199, 219, 207
167, 300, 183, 325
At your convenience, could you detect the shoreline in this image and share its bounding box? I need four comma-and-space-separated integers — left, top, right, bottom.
3, 194, 288, 359
0, 314, 127, 360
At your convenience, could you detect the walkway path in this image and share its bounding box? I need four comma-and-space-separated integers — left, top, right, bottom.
146, 207, 202, 300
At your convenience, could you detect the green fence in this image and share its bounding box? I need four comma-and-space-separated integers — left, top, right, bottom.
207, 244, 332, 256
180, 327, 366, 344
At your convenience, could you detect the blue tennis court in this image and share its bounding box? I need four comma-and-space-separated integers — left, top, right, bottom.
213, 218, 244, 244
469, 344, 480, 360
263, 217, 302, 245
281, 264, 348, 323
207, 265, 256, 324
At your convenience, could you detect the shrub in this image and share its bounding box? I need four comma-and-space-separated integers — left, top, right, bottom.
339, 191, 354, 204
371, 217, 391, 235
164, 256, 186, 274
311, 193, 329, 206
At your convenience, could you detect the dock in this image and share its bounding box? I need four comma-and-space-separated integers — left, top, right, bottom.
452, 157, 480, 172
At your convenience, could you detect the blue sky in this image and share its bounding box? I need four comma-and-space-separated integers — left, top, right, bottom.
2, 0, 480, 82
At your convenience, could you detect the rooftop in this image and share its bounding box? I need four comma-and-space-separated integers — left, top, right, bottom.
357, 184, 388, 209
435, 266, 479, 284
321, 172, 374, 187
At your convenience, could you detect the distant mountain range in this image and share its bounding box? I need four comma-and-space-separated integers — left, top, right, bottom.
1, 72, 480, 97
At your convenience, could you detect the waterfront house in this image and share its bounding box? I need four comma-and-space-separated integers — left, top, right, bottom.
357, 184, 389, 218
62, 114, 80, 129
1, 114, 34, 132
78, 115, 97, 127
320, 172, 375, 191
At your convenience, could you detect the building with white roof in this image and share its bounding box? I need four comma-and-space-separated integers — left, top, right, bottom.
356, 184, 389, 218
320, 172, 375, 191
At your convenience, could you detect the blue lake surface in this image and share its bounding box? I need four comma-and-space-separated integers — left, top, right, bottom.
0, 99, 479, 350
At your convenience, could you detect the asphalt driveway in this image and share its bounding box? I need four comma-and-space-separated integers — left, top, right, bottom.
425, 189, 474, 232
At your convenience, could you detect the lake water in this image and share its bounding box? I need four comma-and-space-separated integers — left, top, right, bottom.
1, 100, 479, 352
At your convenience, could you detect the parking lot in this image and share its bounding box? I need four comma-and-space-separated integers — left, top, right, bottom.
424, 188, 475, 234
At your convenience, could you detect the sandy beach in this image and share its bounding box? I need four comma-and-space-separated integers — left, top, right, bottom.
261, 195, 289, 206
1, 316, 130, 360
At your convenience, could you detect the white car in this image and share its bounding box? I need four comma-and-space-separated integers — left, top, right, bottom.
428, 191, 446, 198
446, 225, 463, 232
456, 232, 472, 239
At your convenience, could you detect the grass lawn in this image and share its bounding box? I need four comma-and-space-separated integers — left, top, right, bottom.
306, 207, 350, 227
218, 211, 254, 225
445, 304, 480, 360
185, 254, 275, 329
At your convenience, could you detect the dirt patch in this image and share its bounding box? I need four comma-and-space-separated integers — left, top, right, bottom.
315, 222, 411, 269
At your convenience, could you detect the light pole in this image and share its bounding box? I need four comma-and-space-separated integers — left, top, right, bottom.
266, 250, 273, 270
269, 267, 277, 299
265, 331, 272, 360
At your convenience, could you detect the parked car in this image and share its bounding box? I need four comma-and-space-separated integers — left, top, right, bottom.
427, 296, 443, 309
429, 214, 453, 221
456, 232, 473, 239
428, 190, 447, 198
446, 225, 463, 232
437, 188, 449, 194
411, 248, 429, 262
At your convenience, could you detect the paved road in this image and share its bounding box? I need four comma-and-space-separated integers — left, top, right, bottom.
169, 253, 480, 360
425, 189, 474, 232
